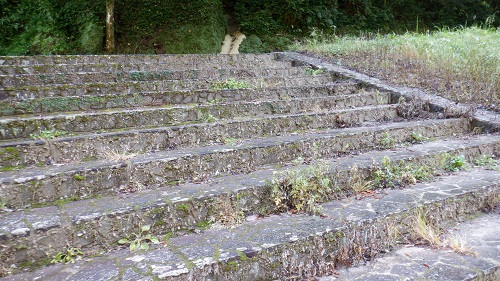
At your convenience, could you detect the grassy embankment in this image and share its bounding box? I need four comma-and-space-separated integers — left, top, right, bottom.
291, 27, 500, 112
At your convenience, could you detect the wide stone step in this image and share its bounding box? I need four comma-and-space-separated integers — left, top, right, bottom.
0, 74, 337, 100
1, 166, 498, 280
0, 67, 310, 88
0, 118, 473, 209
0, 96, 394, 167
323, 211, 500, 280
0, 53, 283, 68
0, 82, 363, 117
0, 92, 391, 140
0, 58, 292, 75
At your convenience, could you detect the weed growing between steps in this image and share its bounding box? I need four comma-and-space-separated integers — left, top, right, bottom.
211, 78, 250, 90
29, 129, 68, 140
268, 153, 495, 216
118, 225, 160, 252
271, 160, 333, 215
51, 247, 83, 264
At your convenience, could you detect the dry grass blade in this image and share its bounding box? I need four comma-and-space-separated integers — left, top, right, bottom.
445, 234, 477, 256
413, 209, 442, 247
100, 145, 136, 162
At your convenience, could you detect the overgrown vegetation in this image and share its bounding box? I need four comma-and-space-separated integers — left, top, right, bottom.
1, 0, 498, 55
293, 27, 500, 111
30, 129, 68, 140
271, 161, 332, 215
211, 78, 250, 90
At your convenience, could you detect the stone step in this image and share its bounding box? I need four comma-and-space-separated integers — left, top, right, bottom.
0, 91, 391, 140
0, 74, 337, 100
1, 164, 498, 280
0, 118, 472, 209
0, 67, 310, 88
0, 82, 362, 117
0, 53, 283, 68
0, 58, 292, 75
321, 210, 500, 281
0, 94, 393, 167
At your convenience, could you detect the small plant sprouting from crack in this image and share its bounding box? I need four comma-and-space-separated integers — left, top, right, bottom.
444, 154, 469, 172
305, 67, 324, 76
211, 78, 249, 90
30, 129, 68, 140
410, 132, 427, 144
271, 161, 331, 215
118, 225, 160, 251
473, 154, 499, 170
377, 132, 396, 149
51, 247, 83, 264
349, 164, 372, 194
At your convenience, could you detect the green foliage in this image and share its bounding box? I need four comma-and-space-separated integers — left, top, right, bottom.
444, 155, 469, 172
305, 67, 324, 75
271, 161, 331, 214
118, 225, 160, 252
30, 130, 68, 140
473, 155, 499, 170
51, 247, 83, 264
211, 78, 250, 90
372, 157, 434, 189
378, 132, 396, 149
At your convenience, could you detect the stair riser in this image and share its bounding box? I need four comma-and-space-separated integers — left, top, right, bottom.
0, 83, 361, 117
0, 119, 471, 209
0, 148, 497, 272
0, 68, 309, 88
0, 54, 281, 67
0, 93, 389, 140
0, 75, 336, 100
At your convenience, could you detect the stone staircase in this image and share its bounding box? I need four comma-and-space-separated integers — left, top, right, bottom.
0, 53, 498, 280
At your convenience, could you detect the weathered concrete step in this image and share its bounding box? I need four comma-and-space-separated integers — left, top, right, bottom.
0, 53, 283, 68
0, 118, 473, 208
0, 82, 363, 116
323, 211, 500, 281
0, 67, 310, 87
0, 92, 392, 140
0, 58, 292, 75
1, 167, 498, 280
0, 74, 337, 100
0, 94, 393, 166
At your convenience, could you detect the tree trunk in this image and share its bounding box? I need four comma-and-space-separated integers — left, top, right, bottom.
106, 0, 115, 53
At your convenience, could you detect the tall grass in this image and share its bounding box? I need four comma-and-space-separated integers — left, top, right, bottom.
292, 27, 500, 111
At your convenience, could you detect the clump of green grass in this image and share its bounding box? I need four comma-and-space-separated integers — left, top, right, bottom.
292, 27, 500, 111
